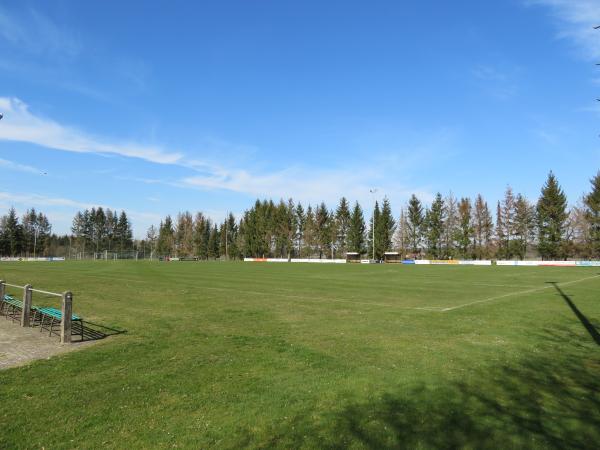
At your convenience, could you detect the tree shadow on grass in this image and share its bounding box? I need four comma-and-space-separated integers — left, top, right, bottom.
546, 281, 600, 346
332, 329, 600, 449
254, 327, 600, 449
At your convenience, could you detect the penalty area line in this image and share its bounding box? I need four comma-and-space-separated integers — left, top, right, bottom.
441, 274, 600, 312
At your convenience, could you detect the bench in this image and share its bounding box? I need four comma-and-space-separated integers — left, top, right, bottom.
1, 294, 25, 322
33, 307, 83, 339
1, 294, 83, 340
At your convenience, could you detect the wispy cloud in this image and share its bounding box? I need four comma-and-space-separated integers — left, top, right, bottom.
0, 6, 81, 57
0, 158, 44, 175
0, 97, 184, 165
0, 96, 448, 210
0, 191, 162, 237
528, 0, 600, 59
472, 64, 520, 100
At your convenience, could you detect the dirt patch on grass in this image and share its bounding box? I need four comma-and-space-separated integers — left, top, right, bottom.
0, 318, 93, 370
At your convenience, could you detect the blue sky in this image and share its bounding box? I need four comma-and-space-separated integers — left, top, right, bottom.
1, 0, 599, 236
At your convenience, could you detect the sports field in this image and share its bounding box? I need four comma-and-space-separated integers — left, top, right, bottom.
1, 261, 599, 449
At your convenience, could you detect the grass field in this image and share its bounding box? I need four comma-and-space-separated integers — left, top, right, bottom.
1, 261, 599, 449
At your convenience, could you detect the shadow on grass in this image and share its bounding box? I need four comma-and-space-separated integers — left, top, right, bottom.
256, 327, 600, 449
547, 281, 600, 346
71, 320, 127, 342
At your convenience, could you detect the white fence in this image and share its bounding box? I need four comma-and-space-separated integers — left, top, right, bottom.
413, 260, 492, 266
0, 257, 65, 262
496, 260, 600, 267
244, 258, 347, 264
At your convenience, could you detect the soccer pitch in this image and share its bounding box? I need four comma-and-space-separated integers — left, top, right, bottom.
1, 261, 599, 449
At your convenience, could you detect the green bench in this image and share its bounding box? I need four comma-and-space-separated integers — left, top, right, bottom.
1, 294, 83, 340
33, 306, 83, 339
1, 294, 24, 322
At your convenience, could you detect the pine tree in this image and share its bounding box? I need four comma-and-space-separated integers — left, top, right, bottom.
315, 202, 330, 259
304, 205, 316, 257
3, 208, 23, 256
376, 197, 395, 259
347, 201, 366, 255
406, 194, 424, 257
208, 225, 220, 259
584, 171, 600, 258
157, 216, 175, 256
537, 171, 568, 260
456, 197, 473, 259
513, 194, 535, 260
335, 198, 351, 256
425, 193, 445, 258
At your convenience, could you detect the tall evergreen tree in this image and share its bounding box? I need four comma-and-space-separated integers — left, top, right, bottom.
157, 216, 175, 256
315, 202, 331, 259
406, 194, 424, 257
513, 194, 535, 260
375, 197, 395, 259
335, 197, 351, 256
537, 171, 568, 260
424, 193, 445, 258
347, 201, 366, 255
584, 171, 600, 258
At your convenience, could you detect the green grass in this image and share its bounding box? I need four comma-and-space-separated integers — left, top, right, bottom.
1, 261, 599, 449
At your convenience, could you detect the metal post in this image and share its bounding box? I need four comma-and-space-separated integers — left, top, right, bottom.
61, 291, 73, 344
0, 280, 5, 303
21, 284, 32, 327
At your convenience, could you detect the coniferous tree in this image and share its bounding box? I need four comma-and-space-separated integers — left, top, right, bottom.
406, 194, 424, 257
347, 201, 366, 255
157, 216, 175, 256
315, 202, 330, 259
376, 197, 395, 259
304, 205, 316, 257
425, 193, 445, 258
456, 197, 473, 259
208, 225, 220, 259
3, 208, 23, 256
584, 171, 600, 258
335, 197, 351, 257
537, 171, 568, 260
513, 194, 535, 260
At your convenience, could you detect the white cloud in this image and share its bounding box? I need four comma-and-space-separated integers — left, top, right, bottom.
0, 97, 184, 165
0, 158, 44, 174
182, 165, 435, 209
0, 191, 162, 238
528, 0, 600, 59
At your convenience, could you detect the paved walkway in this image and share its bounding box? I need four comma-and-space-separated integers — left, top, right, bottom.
0, 318, 88, 370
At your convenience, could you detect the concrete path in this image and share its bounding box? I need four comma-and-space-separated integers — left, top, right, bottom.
0, 318, 88, 370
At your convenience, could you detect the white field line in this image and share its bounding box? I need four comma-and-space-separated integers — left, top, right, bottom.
441, 274, 600, 312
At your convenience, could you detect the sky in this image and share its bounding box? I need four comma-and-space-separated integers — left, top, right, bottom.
1, 0, 600, 237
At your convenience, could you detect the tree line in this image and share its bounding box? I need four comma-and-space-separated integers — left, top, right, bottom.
152, 171, 600, 261
1, 170, 599, 260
